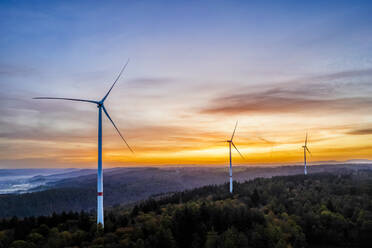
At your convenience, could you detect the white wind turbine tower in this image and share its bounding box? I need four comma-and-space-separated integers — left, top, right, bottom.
33, 60, 133, 227
223, 121, 245, 193
302, 133, 311, 175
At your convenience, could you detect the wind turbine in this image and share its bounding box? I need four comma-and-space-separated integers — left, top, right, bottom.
33, 60, 133, 227
302, 133, 311, 175
223, 121, 245, 193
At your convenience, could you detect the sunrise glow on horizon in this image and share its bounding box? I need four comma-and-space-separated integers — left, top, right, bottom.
1, 0, 372, 168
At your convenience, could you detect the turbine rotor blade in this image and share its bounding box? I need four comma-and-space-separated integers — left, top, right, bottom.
102, 106, 134, 153
232, 142, 245, 160
33, 97, 98, 104
305, 132, 308, 146
101, 59, 130, 103
258, 136, 274, 145
231, 120, 238, 141
306, 146, 312, 156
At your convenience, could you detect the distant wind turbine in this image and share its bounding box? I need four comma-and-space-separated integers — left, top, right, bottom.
222, 121, 245, 193
257, 137, 275, 159
33, 60, 133, 227
302, 133, 311, 175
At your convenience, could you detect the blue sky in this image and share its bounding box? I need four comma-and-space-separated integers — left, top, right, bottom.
1, 0, 372, 167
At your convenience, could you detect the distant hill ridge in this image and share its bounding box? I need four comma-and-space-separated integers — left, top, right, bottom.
0, 163, 371, 218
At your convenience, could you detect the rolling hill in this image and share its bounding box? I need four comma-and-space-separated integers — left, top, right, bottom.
0, 164, 371, 218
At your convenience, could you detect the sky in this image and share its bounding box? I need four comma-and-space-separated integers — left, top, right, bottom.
1, 0, 372, 168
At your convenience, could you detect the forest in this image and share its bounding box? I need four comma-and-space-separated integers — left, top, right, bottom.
0, 170, 371, 248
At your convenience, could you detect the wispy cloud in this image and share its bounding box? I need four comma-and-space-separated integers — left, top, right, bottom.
127, 77, 174, 88
0, 64, 38, 77
0, 92, 96, 144
201, 69, 372, 115
347, 128, 372, 135
201, 94, 372, 115
311, 68, 372, 81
